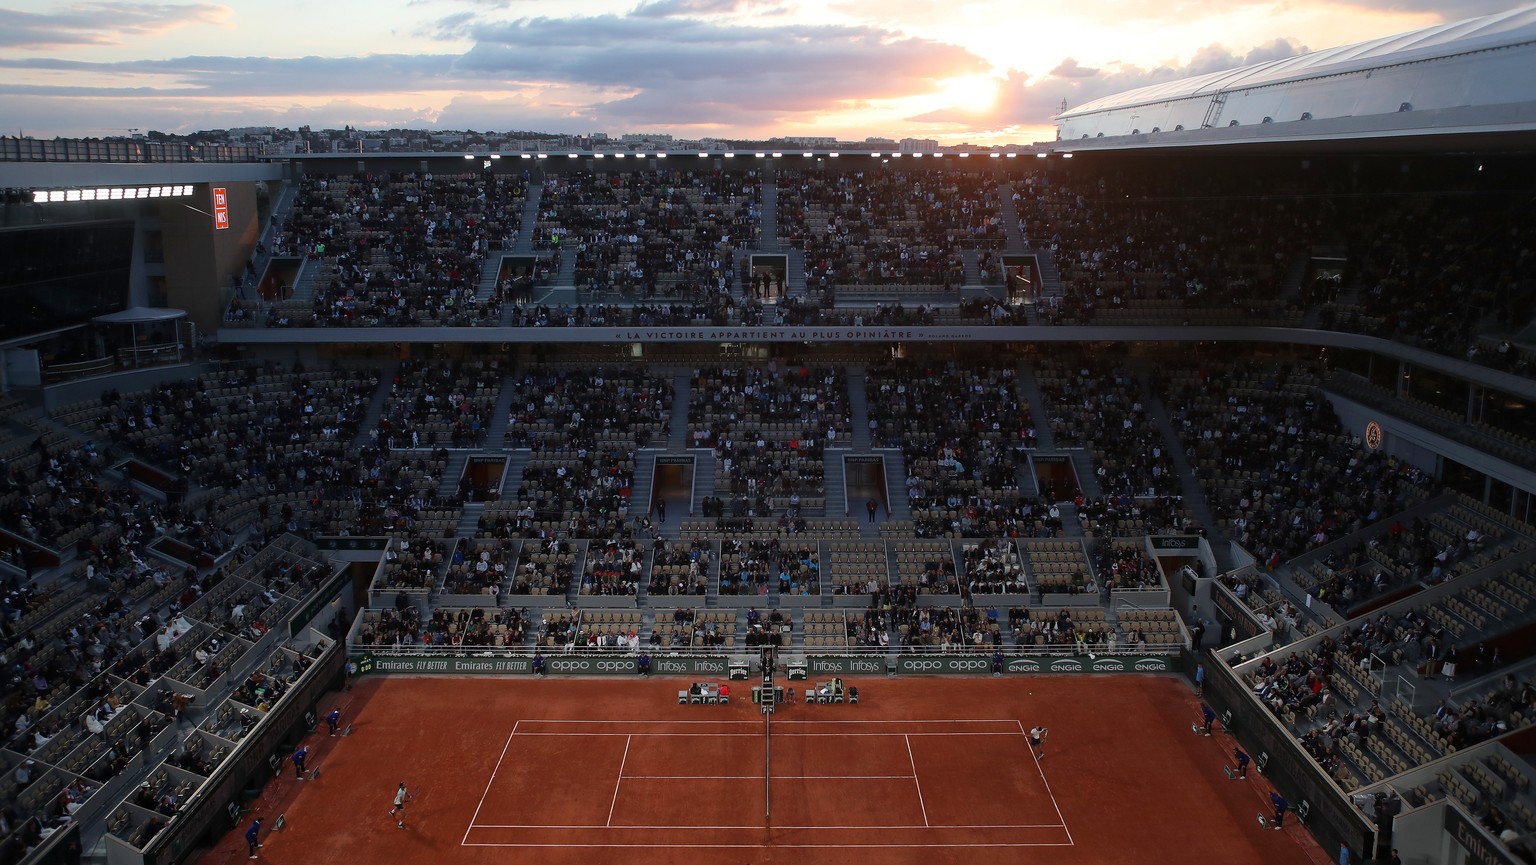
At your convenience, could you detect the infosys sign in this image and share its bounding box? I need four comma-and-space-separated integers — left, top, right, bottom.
809, 656, 886, 675
895, 654, 1174, 675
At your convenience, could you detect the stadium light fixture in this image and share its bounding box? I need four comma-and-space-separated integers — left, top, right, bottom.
870, 152, 881, 157
657, 152, 668, 158
567, 153, 579, 158
1035, 152, 1048, 158
723, 152, 735, 158
463, 154, 474, 159
958, 152, 970, 157
1062, 152, 1074, 158
755, 152, 766, 158
32, 184, 194, 203
698, 151, 710, 157
829, 152, 839, 157
771, 152, 782, 158
890, 153, 903, 158
990, 153, 1001, 158
802, 152, 813, 157
594, 153, 605, 159
536, 154, 548, 159
520, 154, 532, 159
911, 153, 924, 158
614, 153, 626, 159
489, 154, 501, 159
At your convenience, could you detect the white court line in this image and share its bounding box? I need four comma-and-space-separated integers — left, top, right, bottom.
464, 719, 1073, 846
905, 734, 929, 827
606, 734, 631, 827
473, 823, 1067, 830
622, 774, 915, 780
507, 731, 1021, 737
462, 719, 520, 846
463, 842, 1075, 849
515, 718, 1027, 724
1018, 720, 1073, 846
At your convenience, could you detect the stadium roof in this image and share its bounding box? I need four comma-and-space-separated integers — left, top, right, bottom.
1053, 5, 1536, 150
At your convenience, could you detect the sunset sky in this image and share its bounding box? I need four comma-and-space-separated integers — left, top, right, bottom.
0, 0, 1521, 144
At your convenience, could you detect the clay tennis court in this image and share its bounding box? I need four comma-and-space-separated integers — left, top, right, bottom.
196, 675, 1329, 865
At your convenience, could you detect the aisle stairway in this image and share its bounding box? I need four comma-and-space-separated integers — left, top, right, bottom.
512, 179, 543, 254
667, 370, 693, 450
1015, 363, 1055, 450
1133, 361, 1233, 573
352, 362, 400, 447
847, 366, 870, 450
759, 175, 780, 248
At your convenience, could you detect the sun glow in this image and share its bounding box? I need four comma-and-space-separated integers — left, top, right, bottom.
934, 74, 1000, 113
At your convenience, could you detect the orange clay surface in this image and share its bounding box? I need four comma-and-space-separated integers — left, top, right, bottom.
196, 674, 1330, 865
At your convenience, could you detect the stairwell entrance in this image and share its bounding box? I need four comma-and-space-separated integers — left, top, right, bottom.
459, 456, 508, 503
1030, 454, 1081, 502
651, 456, 695, 524
845, 455, 889, 523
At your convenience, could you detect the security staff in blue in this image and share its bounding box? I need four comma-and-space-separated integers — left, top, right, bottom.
292, 744, 309, 779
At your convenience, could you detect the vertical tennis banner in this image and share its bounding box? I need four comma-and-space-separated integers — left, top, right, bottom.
212, 186, 229, 230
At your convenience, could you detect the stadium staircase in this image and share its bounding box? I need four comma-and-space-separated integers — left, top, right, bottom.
562, 543, 590, 606
667, 370, 692, 450
999, 181, 1024, 247
686, 448, 716, 538
496, 450, 530, 506
511, 178, 543, 255
847, 366, 870, 450
823, 454, 847, 521
703, 547, 722, 608
1067, 452, 1103, 499
1281, 253, 1310, 304
1057, 503, 1085, 538
455, 500, 483, 538
962, 249, 983, 287
758, 177, 779, 247
1032, 248, 1065, 301
245, 182, 297, 295
440, 449, 472, 501
475, 252, 503, 304
785, 247, 808, 300
1015, 363, 1055, 450
879, 449, 911, 524
288, 256, 323, 302
1130, 360, 1233, 573
485, 376, 518, 449
352, 361, 401, 448
630, 456, 656, 528
555, 245, 578, 285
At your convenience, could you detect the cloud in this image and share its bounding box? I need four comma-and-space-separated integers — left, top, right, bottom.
631, 0, 773, 17
0, 2, 228, 49
908, 35, 1311, 137
1049, 58, 1099, 78
0, 11, 984, 113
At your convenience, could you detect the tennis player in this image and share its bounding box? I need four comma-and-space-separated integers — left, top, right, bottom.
1029, 726, 1048, 759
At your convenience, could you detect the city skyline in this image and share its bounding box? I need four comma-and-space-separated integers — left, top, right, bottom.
0, 0, 1521, 144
